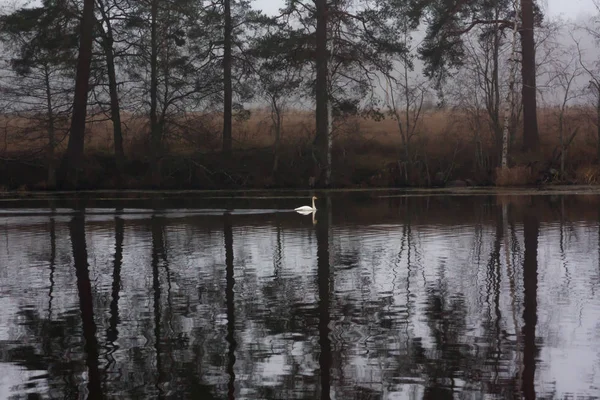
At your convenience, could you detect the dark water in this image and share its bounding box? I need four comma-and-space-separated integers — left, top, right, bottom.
1, 191, 599, 399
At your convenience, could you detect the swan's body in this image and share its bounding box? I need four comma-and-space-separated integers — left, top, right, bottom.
295, 196, 317, 212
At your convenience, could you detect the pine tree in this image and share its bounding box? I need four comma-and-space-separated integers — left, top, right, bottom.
123, 0, 222, 186
261, 0, 411, 186
61, 0, 96, 188
409, 0, 543, 153
0, 0, 79, 188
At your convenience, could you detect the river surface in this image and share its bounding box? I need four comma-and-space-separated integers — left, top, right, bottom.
0, 191, 599, 399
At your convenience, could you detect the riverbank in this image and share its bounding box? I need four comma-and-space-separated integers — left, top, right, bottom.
1, 147, 599, 192
3, 184, 600, 199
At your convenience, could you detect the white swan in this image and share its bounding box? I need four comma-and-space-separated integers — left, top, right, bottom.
295, 196, 317, 213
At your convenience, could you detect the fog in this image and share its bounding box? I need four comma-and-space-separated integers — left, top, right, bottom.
0, 0, 598, 109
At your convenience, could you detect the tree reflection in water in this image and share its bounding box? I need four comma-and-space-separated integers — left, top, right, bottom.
522, 203, 539, 400
224, 212, 237, 400
69, 214, 102, 399
0, 194, 598, 399
317, 198, 331, 400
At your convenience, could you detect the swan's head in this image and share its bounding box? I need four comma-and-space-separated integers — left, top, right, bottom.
313, 196, 318, 201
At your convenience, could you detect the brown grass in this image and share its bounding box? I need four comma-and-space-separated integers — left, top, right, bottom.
0, 106, 599, 189
495, 166, 534, 186
575, 165, 600, 185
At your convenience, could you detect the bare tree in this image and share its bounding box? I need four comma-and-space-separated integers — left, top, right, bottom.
222, 0, 233, 156
260, 69, 303, 176
124, 0, 222, 186
250, 25, 306, 177
149, 0, 160, 185
574, 13, 600, 162
590, 80, 600, 162
546, 46, 584, 178
374, 10, 430, 184
383, 62, 428, 183
501, 0, 521, 169
465, 24, 506, 169
0, 2, 77, 188
95, 0, 127, 179
591, 0, 600, 39
445, 7, 517, 175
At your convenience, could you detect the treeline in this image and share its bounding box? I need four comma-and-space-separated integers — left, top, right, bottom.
0, 0, 599, 190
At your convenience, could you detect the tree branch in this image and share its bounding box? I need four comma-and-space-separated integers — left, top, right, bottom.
449, 19, 513, 36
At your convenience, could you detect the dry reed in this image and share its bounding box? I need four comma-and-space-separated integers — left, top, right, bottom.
495, 166, 534, 186
0, 106, 598, 189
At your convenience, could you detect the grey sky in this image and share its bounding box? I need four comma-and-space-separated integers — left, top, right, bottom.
2, 0, 597, 18
546, 0, 597, 17
252, 0, 598, 18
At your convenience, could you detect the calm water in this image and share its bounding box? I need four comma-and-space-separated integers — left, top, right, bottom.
0, 191, 599, 399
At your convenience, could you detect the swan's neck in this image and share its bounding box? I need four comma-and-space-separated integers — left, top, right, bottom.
312, 197, 316, 209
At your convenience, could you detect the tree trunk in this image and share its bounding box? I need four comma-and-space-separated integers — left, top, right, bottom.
596, 86, 600, 163
222, 0, 233, 156
106, 42, 125, 182
501, 8, 520, 170
150, 0, 161, 186
44, 67, 56, 189
492, 19, 502, 165
59, 0, 95, 189
314, 0, 329, 186
326, 98, 332, 185
97, 0, 124, 182
271, 98, 281, 175
520, 0, 540, 153
559, 113, 564, 179
403, 61, 411, 179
